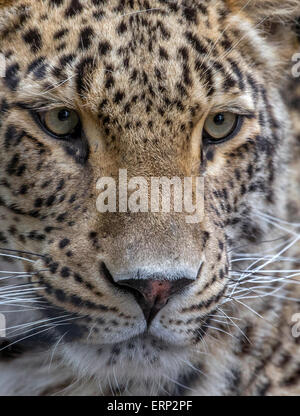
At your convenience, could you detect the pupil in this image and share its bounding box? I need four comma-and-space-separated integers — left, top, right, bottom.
214, 113, 225, 126
58, 109, 70, 121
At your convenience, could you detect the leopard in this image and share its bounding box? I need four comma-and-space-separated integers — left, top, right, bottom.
0, 0, 299, 396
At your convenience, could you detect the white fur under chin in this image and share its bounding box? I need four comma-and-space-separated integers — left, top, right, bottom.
0, 343, 187, 396
60, 339, 193, 395
0, 333, 235, 396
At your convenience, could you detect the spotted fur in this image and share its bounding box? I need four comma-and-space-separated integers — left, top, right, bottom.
0, 0, 300, 396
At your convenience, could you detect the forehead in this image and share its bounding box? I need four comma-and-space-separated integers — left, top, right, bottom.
3, 0, 257, 133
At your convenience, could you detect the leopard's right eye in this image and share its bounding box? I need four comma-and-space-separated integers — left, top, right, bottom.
203, 112, 242, 144
38, 108, 81, 138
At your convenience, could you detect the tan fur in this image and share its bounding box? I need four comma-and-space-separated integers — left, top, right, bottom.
0, 0, 299, 396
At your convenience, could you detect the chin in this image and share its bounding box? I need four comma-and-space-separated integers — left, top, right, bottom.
59, 332, 194, 395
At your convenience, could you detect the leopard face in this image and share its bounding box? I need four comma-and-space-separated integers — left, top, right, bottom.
0, 0, 299, 394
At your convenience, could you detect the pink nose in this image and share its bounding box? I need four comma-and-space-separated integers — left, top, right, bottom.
118, 278, 192, 325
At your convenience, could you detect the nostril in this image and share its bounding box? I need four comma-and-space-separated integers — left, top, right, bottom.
119, 279, 190, 301
117, 278, 193, 325
100, 262, 147, 301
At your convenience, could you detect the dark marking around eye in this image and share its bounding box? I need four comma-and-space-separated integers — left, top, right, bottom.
62, 136, 90, 165
206, 149, 214, 161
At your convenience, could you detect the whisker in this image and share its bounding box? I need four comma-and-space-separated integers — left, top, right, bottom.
5, 315, 80, 342
227, 298, 274, 326
216, 307, 250, 342
232, 236, 300, 291
0, 247, 46, 258
162, 373, 197, 394
203, 324, 236, 339
0, 307, 46, 313
228, 236, 286, 254
254, 214, 300, 237
0, 253, 35, 263
121, 8, 163, 17
0, 298, 46, 307
48, 332, 68, 372
0, 270, 33, 274
0, 274, 34, 282
0, 317, 79, 354
6, 313, 74, 335
256, 210, 300, 228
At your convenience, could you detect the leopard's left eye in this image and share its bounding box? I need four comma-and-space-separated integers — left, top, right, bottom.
38, 108, 81, 138
203, 112, 241, 144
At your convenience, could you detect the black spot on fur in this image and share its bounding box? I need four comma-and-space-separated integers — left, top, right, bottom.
65, 0, 83, 18
23, 28, 42, 53
76, 57, 96, 96
5, 63, 20, 91
78, 27, 94, 50
98, 40, 111, 56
